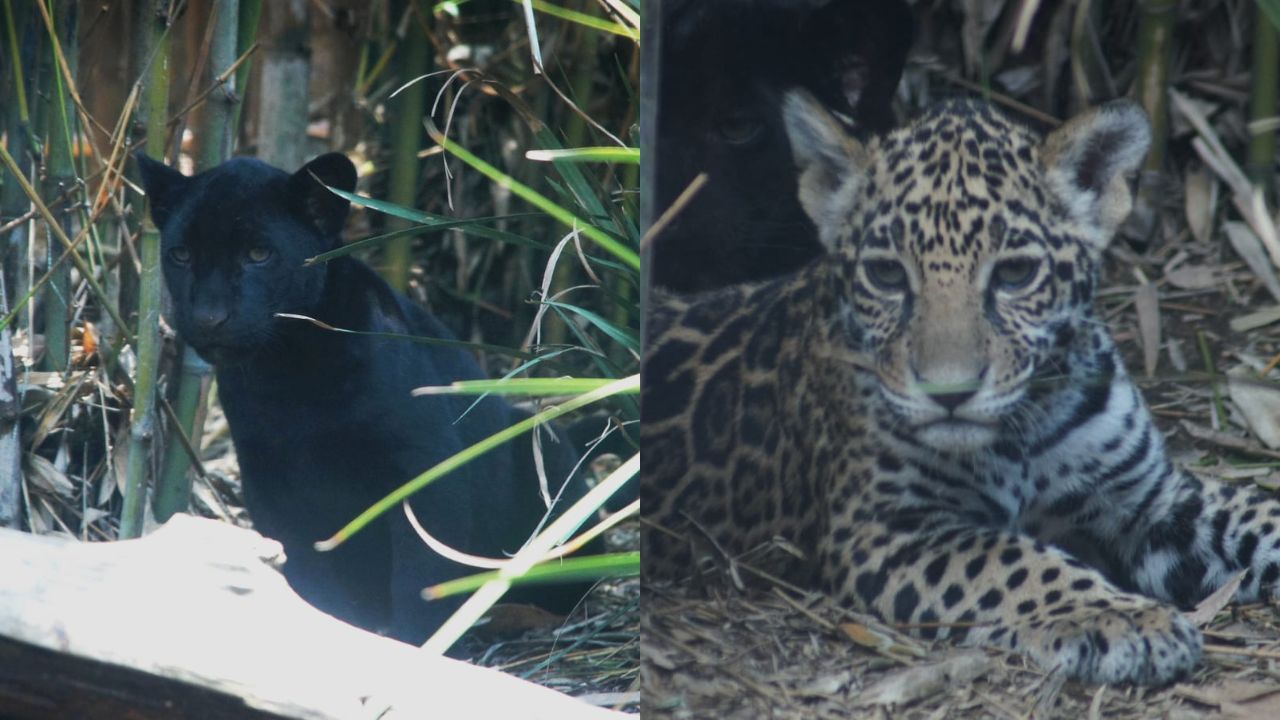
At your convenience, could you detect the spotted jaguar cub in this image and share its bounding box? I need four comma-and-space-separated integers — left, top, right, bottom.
643, 92, 1280, 684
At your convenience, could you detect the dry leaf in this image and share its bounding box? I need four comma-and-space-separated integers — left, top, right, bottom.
22, 453, 75, 498
1184, 568, 1247, 626
1165, 264, 1219, 290
1231, 305, 1280, 333
1225, 221, 1280, 303
1227, 368, 1280, 448
1134, 282, 1160, 378
1183, 163, 1218, 245
1175, 680, 1280, 719
855, 651, 993, 707
795, 670, 856, 696
839, 620, 927, 659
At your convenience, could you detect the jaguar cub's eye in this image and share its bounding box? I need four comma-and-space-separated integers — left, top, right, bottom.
168, 247, 191, 265
863, 259, 909, 291
246, 247, 272, 263
716, 114, 764, 145
993, 257, 1040, 291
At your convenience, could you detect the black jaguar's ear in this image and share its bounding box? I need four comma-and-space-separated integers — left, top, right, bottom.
801, 0, 914, 134
782, 89, 870, 252
289, 152, 357, 240
135, 153, 190, 230
1040, 100, 1150, 247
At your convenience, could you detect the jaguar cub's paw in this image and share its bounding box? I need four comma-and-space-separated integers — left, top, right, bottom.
1029, 602, 1202, 685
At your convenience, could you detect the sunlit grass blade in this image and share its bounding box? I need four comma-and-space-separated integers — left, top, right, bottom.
526, 147, 640, 164
315, 374, 639, 551
424, 551, 639, 599
413, 377, 636, 397
422, 452, 638, 654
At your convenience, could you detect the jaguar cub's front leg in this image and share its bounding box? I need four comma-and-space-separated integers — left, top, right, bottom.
1133, 471, 1280, 606
830, 521, 1202, 684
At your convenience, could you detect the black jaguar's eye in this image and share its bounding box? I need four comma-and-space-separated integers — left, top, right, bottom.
246, 247, 272, 263
716, 114, 764, 145
168, 247, 191, 265
863, 259, 909, 291
993, 257, 1040, 291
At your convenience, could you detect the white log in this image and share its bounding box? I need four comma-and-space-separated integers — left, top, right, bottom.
0, 514, 624, 719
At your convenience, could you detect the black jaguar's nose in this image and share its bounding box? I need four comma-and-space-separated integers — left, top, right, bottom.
192, 307, 229, 332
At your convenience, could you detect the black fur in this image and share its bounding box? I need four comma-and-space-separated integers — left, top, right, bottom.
652, 0, 914, 292
137, 153, 593, 643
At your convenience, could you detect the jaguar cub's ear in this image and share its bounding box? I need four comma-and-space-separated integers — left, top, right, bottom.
289, 152, 358, 240
1040, 100, 1150, 245
135, 154, 191, 230
782, 89, 871, 252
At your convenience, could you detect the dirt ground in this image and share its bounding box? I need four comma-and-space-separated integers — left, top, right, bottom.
643, 581, 1280, 719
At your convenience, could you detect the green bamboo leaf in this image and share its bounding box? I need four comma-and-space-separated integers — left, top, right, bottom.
1260, 0, 1280, 30
2, 0, 29, 122
531, 129, 613, 229
425, 552, 639, 598
526, 147, 640, 164
510, 0, 638, 40
304, 211, 548, 264
542, 299, 639, 353
311, 183, 635, 274
425, 119, 640, 270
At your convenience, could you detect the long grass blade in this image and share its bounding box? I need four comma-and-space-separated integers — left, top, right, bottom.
424, 118, 640, 270
314, 374, 639, 550
424, 551, 639, 598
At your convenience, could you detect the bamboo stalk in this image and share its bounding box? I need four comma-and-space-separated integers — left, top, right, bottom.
255, 0, 309, 169
0, 272, 18, 528
150, 0, 244, 528
637, 0, 656, 337
0, 0, 32, 530
229, 0, 262, 144
38, 0, 79, 373
120, 1, 161, 330
1132, 0, 1176, 243
153, 348, 210, 522
1248, 5, 1278, 194
1, 0, 33, 318
119, 0, 174, 539
385, 4, 431, 293
198, 0, 241, 168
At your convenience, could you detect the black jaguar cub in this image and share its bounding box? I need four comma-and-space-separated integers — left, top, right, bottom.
137, 152, 592, 643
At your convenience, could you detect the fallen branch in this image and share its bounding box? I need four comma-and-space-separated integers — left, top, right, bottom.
0, 515, 623, 720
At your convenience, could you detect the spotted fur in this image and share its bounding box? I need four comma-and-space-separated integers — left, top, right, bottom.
643, 92, 1280, 685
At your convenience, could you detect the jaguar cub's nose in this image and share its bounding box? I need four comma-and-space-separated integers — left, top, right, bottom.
930, 388, 976, 411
